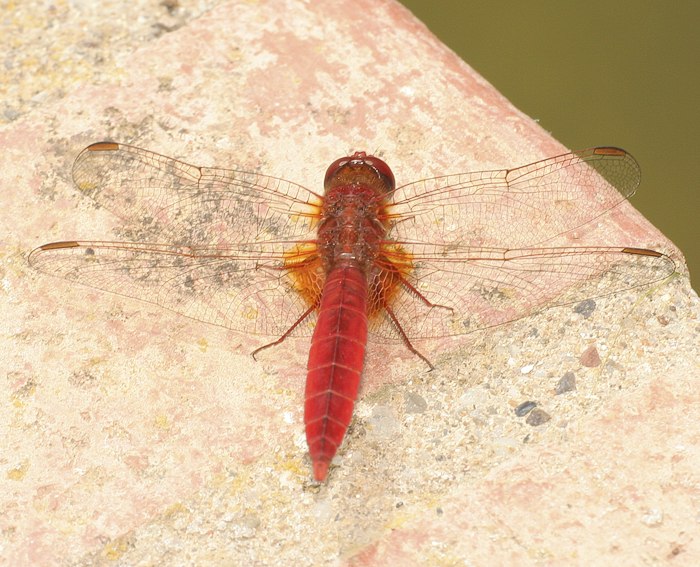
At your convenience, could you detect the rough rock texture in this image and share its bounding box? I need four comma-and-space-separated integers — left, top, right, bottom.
2, 1, 698, 565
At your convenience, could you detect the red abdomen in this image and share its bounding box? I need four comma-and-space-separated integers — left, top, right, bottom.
305, 264, 368, 481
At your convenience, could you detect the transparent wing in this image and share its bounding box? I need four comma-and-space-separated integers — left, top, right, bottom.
32, 141, 327, 337
365, 147, 673, 340
71, 142, 322, 245
32, 143, 674, 345
367, 244, 675, 340
28, 239, 321, 337
387, 147, 641, 248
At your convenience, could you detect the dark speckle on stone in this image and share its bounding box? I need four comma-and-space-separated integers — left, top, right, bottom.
555, 371, 577, 394
574, 299, 597, 319
515, 400, 537, 417
526, 408, 551, 426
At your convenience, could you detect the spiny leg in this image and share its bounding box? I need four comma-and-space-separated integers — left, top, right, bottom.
378, 253, 454, 312
395, 271, 454, 313
251, 303, 317, 360
382, 301, 434, 371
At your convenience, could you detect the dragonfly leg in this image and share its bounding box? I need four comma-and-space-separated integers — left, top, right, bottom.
391, 268, 453, 313
383, 301, 434, 371
251, 303, 317, 360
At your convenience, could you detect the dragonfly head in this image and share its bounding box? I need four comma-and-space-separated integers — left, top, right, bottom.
323, 151, 395, 194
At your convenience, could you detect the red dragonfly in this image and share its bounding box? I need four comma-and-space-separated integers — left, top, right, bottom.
29, 142, 675, 481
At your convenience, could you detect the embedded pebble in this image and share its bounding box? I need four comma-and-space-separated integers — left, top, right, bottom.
580, 345, 601, 367
404, 391, 428, 414
574, 299, 597, 319
555, 371, 577, 394
520, 363, 535, 375
514, 400, 537, 417
526, 408, 551, 426
641, 508, 664, 527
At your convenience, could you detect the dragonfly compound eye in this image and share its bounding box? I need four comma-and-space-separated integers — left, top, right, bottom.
324, 151, 396, 192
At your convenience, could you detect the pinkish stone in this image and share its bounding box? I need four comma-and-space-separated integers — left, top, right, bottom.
1, 0, 695, 565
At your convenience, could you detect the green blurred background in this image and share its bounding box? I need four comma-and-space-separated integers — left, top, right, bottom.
399, 1, 698, 284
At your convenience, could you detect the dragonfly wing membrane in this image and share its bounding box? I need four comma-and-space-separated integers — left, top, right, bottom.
386, 148, 641, 249
72, 142, 322, 246
28, 240, 321, 337
368, 244, 675, 341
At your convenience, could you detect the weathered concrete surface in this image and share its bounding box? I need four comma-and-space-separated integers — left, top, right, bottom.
1, 0, 697, 565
